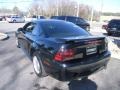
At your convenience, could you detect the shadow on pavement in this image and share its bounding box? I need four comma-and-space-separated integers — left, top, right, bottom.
68, 79, 97, 90
0, 33, 32, 90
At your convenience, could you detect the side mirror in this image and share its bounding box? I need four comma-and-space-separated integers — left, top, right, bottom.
18, 28, 23, 32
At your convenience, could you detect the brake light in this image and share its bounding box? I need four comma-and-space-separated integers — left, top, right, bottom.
54, 49, 74, 61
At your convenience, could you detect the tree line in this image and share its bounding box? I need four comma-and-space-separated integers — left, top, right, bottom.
28, 0, 99, 20
1, 0, 116, 21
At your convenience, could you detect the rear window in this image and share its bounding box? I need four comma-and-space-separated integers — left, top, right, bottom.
40, 21, 90, 38
109, 20, 120, 26
51, 16, 66, 20
39, 16, 45, 19
66, 17, 77, 22
11, 16, 22, 18
66, 17, 86, 24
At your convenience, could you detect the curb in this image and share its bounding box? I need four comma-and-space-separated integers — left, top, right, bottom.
0, 33, 8, 40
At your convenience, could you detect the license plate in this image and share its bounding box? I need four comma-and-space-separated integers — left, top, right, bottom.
86, 46, 97, 55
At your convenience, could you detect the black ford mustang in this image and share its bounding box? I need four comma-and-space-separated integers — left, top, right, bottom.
15, 20, 111, 81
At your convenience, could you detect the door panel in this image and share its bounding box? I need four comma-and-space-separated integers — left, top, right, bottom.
18, 22, 36, 56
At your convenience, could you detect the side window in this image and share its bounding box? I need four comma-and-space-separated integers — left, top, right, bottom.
59, 16, 66, 20
76, 18, 83, 23
108, 20, 116, 27
32, 24, 44, 36
23, 22, 36, 32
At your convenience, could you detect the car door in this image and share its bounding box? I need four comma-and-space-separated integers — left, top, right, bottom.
17, 16, 24, 22
20, 22, 36, 56
15, 16, 19, 22
13, 16, 17, 22
17, 16, 22, 22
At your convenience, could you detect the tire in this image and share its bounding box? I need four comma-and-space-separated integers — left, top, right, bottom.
13, 20, 16, 23
32, 52, 47, 77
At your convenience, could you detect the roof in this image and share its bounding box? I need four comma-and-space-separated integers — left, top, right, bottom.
51, 15, 82, 18
33, 19, 70, 23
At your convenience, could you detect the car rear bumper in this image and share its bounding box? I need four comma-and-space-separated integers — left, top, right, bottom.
45, 51, 111, 81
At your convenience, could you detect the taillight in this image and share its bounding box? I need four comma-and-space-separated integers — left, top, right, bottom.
99, 38, 108, 53
54, 49, 74, 61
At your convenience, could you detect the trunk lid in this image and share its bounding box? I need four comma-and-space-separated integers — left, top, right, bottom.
54, 35, 106, 61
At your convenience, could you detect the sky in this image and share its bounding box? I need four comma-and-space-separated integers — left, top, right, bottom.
0, 0, 120, 13
0, 0, 33, 11
75, 0, 120, 13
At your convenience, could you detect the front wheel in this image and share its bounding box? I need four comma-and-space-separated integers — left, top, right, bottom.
13, 20, 16, 23
32, 52, 47, 77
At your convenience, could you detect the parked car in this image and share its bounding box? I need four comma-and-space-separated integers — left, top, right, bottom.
0, 16, 6, 21
0, 16, 2, 21
103, 19, 120, 35
102, 24, 108, 30
38, 16, 45, 19
6, 16, 25, 23
15, 20, 110, 81
51, 16, 90, 31
25, 16, 46, 22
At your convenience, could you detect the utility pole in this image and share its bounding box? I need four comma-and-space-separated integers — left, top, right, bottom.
76, 1, 79, 17
100, 0, 103, 22
90, 0, 94, 24
90, 7, 94, 24
56, 0, 59, 16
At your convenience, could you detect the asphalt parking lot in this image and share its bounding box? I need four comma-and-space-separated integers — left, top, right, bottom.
0, 22, 120, 90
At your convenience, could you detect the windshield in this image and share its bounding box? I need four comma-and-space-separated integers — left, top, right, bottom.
40, 21, 90, 38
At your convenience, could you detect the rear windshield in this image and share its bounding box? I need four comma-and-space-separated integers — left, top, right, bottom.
40, 21, 90, 38
66, 17, 77, 22
66, 17, 86, 23
51, 16, 66, 20
109, 20, 120, 26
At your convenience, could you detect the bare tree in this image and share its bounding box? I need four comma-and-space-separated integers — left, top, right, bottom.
13, 6, 20, 15
27, 0, 99, 20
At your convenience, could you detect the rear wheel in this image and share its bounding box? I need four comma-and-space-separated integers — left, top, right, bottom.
13, 20, 16, 23
32, 52, 47, 77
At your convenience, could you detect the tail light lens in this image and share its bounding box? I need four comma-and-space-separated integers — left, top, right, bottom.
99, 38, 108, 53
54, 48, 75, 61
